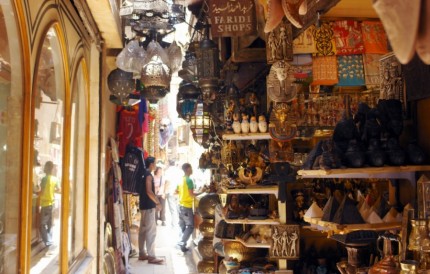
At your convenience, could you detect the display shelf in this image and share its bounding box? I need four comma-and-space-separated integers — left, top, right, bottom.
303, 217, 401, 235
297, 165, 430, 181
221, 185, 279, 198
222, 132, 271, 140
224, 217, 280, 225
234, 237, 271, 248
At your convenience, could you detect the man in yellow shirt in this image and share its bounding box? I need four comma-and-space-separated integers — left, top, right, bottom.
39, 161, 61, 247
176, 163, 195, 252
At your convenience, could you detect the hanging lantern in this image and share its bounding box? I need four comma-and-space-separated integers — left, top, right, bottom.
141, 55, 171, 103
196, 27, 220, 103
107, 68, 136, 105
177, 80, 200, 122
178, 41, 199, 84
190, 102, 213, 148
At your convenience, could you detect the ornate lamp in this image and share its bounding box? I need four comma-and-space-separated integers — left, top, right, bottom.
196, 26, 220, 103
107, 68, 136, 105
190, 102, 213, 148
177, 80, 201, 122
141, 55, 171, 103
178, 41, 199, 84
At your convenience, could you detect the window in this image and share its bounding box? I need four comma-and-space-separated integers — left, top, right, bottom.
30, 26, 65, 274
68, 61, 87, 265
0, 2, 23, 273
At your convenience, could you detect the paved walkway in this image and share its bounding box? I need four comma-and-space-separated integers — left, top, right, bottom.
128, 223, 198, 274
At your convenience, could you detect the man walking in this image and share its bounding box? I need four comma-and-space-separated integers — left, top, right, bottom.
176, 163, 195, 253
138, 157, 164, 264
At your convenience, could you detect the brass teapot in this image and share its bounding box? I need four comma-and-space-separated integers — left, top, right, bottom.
369, 232, 401, 274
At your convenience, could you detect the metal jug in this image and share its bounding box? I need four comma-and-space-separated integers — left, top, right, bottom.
369, 232, 401, 274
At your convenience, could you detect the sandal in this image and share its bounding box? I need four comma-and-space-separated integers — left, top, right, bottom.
148, 257, 164, 265
138, 254, 149, 261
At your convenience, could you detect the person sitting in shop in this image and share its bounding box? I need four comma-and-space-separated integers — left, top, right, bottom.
153, 166, 166, 226
37, 161, 61, 248
176, 163, 196, 253
138, 156, 164, 264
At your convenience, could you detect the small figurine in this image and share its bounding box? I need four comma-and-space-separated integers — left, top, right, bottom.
232, 113, 241, 134
250, 116, 258, 133
292, 190, 306, 223
248, 92, 260, 118
241, 114, 250, 133
258, 115, 268, 133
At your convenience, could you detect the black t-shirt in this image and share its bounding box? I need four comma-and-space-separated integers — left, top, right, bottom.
139, 169, 156, 210
121, 145, 145, 195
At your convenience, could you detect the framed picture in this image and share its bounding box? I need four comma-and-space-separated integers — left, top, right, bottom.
270, 225, 300, 259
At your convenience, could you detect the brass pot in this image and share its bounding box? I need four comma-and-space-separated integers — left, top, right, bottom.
197, 260, 215, 273
198, 238, 214, 260
224, 241, 258, 262
197, 193, 220, 219
199, 218, 215, 238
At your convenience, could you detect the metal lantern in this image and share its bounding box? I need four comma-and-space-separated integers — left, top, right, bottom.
196, 28, 220, 103
190, 102, 212, 147
141, 55, 171, 103
177, 80, 201, 122
107, 68, 136, 105
178, 42, 199, 84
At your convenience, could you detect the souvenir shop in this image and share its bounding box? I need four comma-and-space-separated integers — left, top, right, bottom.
102, 0, 430, 273
2, 0, 430, 273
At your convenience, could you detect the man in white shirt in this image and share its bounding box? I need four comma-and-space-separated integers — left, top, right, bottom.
163, 161, 183, 228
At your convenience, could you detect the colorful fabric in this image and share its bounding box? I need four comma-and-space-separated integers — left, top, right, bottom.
337, 55, 365, 86
40, 175, 60, 207
117, 108, 143, 157
293, 25, 316, 54
291, 54, 312, 81
361, 21, 388, 54
177, 176, 194, 208
311, 56, 338, 85
312, 23, 337, 56
363, 54, 383, 88
332, 20, 364, 55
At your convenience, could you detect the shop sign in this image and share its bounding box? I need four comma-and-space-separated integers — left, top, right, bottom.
208, 0, 256, 37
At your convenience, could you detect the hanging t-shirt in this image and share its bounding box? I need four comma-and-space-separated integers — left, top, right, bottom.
118, 108, 143, 157
121, 145, 145, 195
139, 170, 156, 210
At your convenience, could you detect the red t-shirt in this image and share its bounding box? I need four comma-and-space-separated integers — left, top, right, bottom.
118, 109, 143, 157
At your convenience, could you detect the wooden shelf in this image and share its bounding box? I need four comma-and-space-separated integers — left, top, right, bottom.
222, 132, 271, 141
234, 237, 271, 248
297, 165, 430, 181
304, 217, 401, 235
224, 217, 280, 225
222, 186, 279, 198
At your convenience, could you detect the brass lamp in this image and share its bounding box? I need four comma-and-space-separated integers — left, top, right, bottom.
107, 68, 136, 105
141, 54, 171, 103
196, 26, 220, 103
190, 102, 212, 148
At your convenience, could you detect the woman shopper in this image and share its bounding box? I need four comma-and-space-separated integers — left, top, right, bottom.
138, 157, 164, 264
153, 167, 166, 226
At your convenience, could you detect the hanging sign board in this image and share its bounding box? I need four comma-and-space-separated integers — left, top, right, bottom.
208, 0, 256, 37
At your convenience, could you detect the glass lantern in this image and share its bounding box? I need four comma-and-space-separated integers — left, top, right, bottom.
190, 102, 212, 147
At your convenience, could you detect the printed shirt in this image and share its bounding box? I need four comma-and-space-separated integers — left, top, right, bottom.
177, 176, 194, 208
40, 175, 60, 207
117, 108, 143, 157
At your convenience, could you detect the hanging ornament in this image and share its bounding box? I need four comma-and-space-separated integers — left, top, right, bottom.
107, 68, 136, 105
141, 55, 171, 103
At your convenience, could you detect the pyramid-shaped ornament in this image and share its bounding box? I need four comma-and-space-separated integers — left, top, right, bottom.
333, 196, 365, 225
321, 196, 340, 222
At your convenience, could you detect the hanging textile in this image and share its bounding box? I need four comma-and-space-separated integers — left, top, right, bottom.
312, 23, 337, 57
363, 54, 383, 88
293, 25, 317, 54
312, 56, 338, 85
337, 55, 365, 86
332, 20, 364, 55
121, 145, 146, 195
117, 107, 143, 157
291, 54, 312, 81
361, 21, 389, 54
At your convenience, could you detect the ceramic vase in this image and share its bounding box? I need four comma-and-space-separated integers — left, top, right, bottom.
250, 116, 258, 133
258, 115, 267, 133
